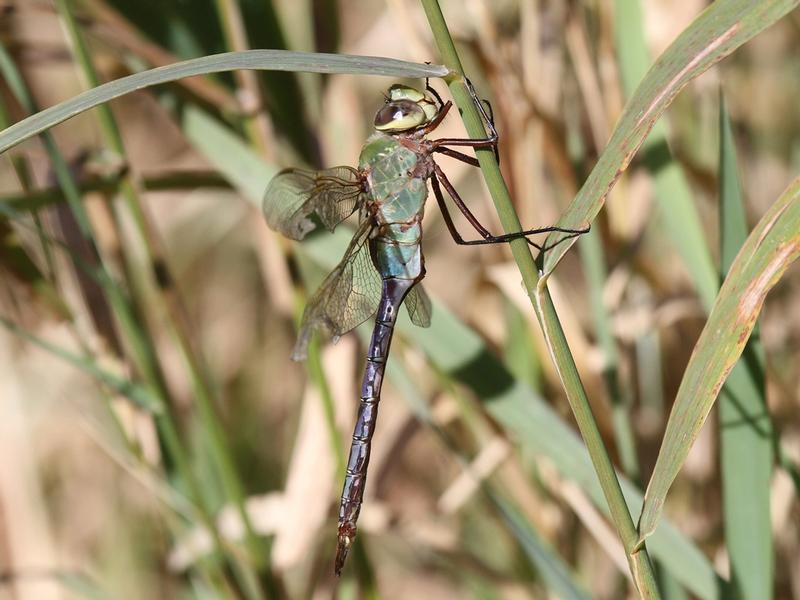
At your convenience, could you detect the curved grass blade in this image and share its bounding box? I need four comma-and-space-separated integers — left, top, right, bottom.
541, 0, 800, 278
0, 50, 448, 155
637, 176, 800, 545
614, 0, 718, 311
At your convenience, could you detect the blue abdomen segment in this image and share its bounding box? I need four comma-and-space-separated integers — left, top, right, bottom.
373, 223, 422, 280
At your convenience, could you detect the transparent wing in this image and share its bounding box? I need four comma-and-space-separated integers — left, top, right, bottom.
405, 284, 432, 328
263, 166, 365, 240
292, 220, 382, 360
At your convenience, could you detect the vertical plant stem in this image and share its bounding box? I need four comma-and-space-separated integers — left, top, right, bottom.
419, 1, 659, 596
0, 100, 57, 283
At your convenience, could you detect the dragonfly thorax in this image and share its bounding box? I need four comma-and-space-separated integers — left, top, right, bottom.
359, 133, 427, 281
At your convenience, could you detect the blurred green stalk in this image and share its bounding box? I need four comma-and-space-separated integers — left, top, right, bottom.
0, 37, 226, 586
52, 2, 268, 595
579, 217, 640, 482
419, 1, 659, 596
614, 0, 717, 311
717, 93, 773, 599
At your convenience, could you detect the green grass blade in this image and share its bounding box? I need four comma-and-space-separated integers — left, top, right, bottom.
578, 228, 640, 481
614, 0, 718, 311
0, 170, 232, 213
716, 94, 774, 598
0, 317, 161, 412
491, 495, 590, 600
502, 300, 541, 391
542, 0, 800, 278
0, 50, 447, 155
638, 175, 800, 544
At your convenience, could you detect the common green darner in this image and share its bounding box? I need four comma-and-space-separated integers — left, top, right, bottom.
263, 79, 586, 575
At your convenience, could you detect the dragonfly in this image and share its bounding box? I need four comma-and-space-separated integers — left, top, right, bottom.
262, 79, 587, 575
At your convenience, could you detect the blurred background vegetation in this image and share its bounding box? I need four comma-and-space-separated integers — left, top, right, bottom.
0, 0, 798, 598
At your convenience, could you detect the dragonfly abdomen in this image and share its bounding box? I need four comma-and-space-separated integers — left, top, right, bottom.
335, 276, 416, 575
373, 224, 423, 280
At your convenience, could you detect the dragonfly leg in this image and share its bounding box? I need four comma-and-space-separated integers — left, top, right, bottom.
433, 146, 480, 167
481, 96, 496, 130
430, 78, 500, 162
432, 164, 590, 250
425, 78, 446, 109
420, 101, 454, 136
431, 173, 491, 244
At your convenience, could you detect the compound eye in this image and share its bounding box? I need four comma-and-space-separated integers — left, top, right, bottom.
388, 84, 424, 102
374, 100, 426, 131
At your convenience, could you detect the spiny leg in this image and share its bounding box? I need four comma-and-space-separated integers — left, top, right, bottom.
477, 94, 499, 164
430, 174, 478, 244
426, 80, 588, 250
430, 78, 499, 161
433, 146, 479, 167
431, 170, 545, 248
432, 163, 590, 249
424, 80, 493, 162
481, 96, 496, 129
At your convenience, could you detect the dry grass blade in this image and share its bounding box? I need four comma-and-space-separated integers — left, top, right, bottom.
637, 176, 800, 545
541, 0, 800, 278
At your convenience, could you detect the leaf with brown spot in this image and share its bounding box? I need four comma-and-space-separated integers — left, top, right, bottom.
637, 176, 800, 545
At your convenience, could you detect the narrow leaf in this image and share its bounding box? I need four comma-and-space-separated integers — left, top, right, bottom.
542, 0, 800, 277
717, 94, 773, 598
0, 317, 161, 412
614, 0, 718, 311
638, 176, 800, 544
0, 50, 447, 155
492, 494, 590, 600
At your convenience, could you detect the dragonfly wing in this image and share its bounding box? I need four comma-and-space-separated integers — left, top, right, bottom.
292, 220, 382, 360
263, 166, 365, 240
405, 284, 432, 328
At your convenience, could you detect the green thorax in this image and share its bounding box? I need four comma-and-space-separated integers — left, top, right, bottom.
359, 132, 427, 280
359, 132, 428, 229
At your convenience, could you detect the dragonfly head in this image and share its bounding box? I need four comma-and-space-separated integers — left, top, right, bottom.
373, 84, 439, 133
